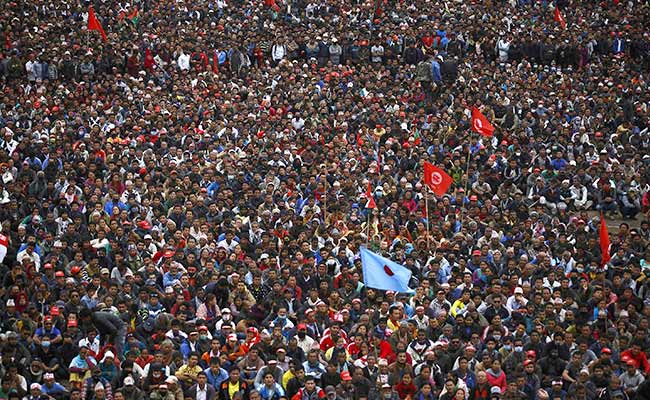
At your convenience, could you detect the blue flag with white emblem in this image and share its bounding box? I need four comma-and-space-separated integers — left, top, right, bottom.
360, 247, 415, 294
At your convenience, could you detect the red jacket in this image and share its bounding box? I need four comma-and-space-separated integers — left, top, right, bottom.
621, 349, 650, 374
486, 369, 507, 393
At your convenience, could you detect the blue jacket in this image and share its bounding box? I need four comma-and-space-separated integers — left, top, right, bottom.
431, 60, 442, 82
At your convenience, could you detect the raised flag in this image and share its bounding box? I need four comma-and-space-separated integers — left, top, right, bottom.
87, 6, 107, 42
423, 162, 453, 196
599, 212, 611, 266
554, 6, 567, 29
360, 247, 415, 294
128, 6, 140, 26
365, 182, 376, 209
471, 107, 495, 137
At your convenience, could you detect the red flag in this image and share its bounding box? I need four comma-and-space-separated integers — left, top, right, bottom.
471, 107, 495, 137
365, 182, 377, 209
144, 48, 155, 71
423, 162, 453, 196
554, 7, 567, 29
87, 7, 107, 42
599, 212, 611, 266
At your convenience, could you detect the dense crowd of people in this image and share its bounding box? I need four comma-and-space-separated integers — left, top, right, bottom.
0, 0, 650, 400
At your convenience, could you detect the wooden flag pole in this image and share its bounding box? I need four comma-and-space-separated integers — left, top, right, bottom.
424, 186, 430, 250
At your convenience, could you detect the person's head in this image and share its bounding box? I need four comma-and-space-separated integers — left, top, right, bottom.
229, 367, 240, 382
305, 376, 316, 391
477, 371, 488, 384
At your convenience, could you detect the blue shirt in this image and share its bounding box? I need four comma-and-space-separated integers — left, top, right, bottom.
204, 367, 228, 388
35, 326, 61, 340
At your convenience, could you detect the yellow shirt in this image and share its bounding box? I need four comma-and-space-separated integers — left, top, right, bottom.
282, 370, 295, 389
228, 381, 240, 399
176, 364, 202, 385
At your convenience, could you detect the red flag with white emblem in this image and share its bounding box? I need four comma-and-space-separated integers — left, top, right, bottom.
365, 182, 377, 209
471, 107, 495, 137
423, 162, 453, 196
554, 6, 567, 29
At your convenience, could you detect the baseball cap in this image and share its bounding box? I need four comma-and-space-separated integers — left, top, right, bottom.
124, 377, 135, 386
472, 250, 481, 256
30, 384, 41, 391
601, 348, 612, 354
514, 287, 524, 294
325, 386, 336, 395
491, 387, 501, 394
340, 371, 352, 381
55, 271, 65, 277
100, 268, 110, 275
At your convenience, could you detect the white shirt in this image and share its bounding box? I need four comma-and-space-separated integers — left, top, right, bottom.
196, 385, 208, 400
16, 249, 41, 272
178, 53, 191, 71
79, 337, 101, 355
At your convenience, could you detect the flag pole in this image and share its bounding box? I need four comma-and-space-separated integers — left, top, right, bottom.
366, 210, 371, 246
460, 135, 472, 222
424, 186, 430, 250
322, 176, 327, 226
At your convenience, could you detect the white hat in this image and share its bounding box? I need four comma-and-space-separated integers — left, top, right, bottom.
30, 383, 42, 391
124, 376, 135, 386
514, 287, 524, 294
95, 382, 105, 391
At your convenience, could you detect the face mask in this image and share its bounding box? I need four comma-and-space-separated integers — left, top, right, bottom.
222, 314, 231, 321
278, 315, 286, 320
514, 346, 523, 352
200, 335, 208, 340
503, 345, 512, 351
298, 332, 306, 339
493, 335, 501, 341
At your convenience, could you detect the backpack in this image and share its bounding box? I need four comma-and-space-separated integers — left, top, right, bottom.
415, 61, 432, 82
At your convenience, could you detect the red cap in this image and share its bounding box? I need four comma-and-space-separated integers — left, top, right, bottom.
198, 325, 208, 332
44, 263, 53, 269
469, 195, 478, 201
601, 348, 612, 354
340, 371, 352, 381
472, 250, 481, 256
71, 266, 81, 275
297, 323, 307, 331
163, 250, 175, 258
43, 316, 53, 323
138, 220, 152, 230
68, 320, 78, 327
55, 271, 65, 277
50, 306, 60, 316
526, 350, 537, 358
524, 359, 534, 367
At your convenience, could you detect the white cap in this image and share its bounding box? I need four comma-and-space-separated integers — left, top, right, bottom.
514, 287, 524, 294
30, 383, 42, 391
124, 376, 135, 386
